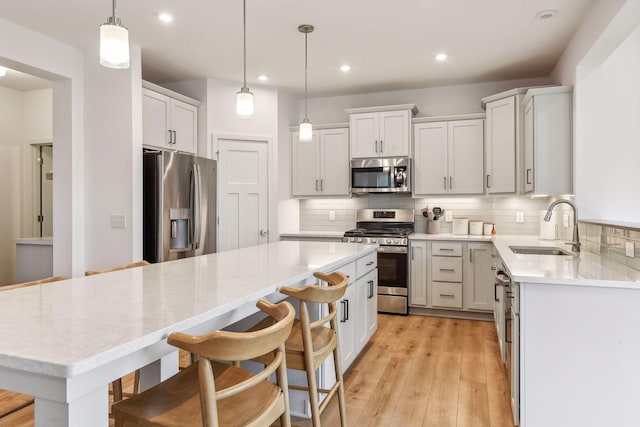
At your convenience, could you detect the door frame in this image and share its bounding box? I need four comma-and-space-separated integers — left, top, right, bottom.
211, 133, 275, 248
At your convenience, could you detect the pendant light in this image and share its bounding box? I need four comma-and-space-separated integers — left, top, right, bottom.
100, 0, 130, 69
236, 0, 254, 117
298, 24, 314, 142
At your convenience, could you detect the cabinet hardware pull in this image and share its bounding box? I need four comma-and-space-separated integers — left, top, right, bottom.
340, 300, 347, 322
320, 179, 324, 191
491, 266, 497, 271
526, 168, 532, 185
449, 176, 452, 190
494, 283, 499, 302
315, 180, 318, 191
345, 299, 349, 321
469, 248, 473, 263
168, 130, 173, 144
439, 248, 454, 251
440, 268, 455, 272
366, 261, 374, 266
375, 140, 378, 153
173, 130, 177, 144
486, 174, 491, 188
443, 177, 447, 190
380, 140, 383, 153
440, 294, 455, 298
411, 247, 415, 260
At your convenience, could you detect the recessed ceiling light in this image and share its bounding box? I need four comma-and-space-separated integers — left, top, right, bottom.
257, 74, 268, 81
535, 9, 557, 20
157, 13, 174, 23
340, 64, 351, 72
0, 66, 7, 77
435, 53, 447, 62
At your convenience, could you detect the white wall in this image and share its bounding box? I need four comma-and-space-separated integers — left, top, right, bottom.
0, 88, 24, 285
575, 21, 640, 221
83, 44, 143, 271
277, 91, 300, 234
301, 77, 551, 124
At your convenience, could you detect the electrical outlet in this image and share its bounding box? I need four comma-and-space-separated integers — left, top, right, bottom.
111, 214, 126, 229
329, 210, 336, 221
516, 212, 524, 223
563, 214, 570, 227
626, 242, 635, 258
445, 211, 453, 222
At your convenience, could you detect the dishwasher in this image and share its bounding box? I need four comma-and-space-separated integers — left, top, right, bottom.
498, 266, 520, 426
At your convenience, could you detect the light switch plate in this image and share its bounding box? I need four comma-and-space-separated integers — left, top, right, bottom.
111, 214, 126, 229
626, 241, 635, 258
445, 211, 453, 222
329, 210, 336, 221
516, 212, 524, 223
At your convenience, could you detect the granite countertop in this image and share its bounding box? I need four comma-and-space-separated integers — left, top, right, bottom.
0, 241, 376, 377
492, 235, 640, 289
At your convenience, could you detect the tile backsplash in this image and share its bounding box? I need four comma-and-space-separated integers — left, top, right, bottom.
579, 221, 640, 271
299, 195, 573, 237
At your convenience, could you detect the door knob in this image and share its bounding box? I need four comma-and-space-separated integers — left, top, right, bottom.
259, 229, 268, 236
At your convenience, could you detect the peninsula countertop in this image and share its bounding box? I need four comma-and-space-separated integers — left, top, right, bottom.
0, 241, 377, 378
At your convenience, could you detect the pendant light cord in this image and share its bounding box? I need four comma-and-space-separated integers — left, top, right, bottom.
112, 0, 116, 19
243, 0, 247, 89
304, 30, 308, 120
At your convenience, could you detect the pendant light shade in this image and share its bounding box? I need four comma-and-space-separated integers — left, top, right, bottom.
236, 0, 254, 117
0, 66, 7, 77
298, 24, 314, 142
100, 0, 130, 69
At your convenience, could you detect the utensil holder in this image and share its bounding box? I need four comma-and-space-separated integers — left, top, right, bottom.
427, 219, 440, 234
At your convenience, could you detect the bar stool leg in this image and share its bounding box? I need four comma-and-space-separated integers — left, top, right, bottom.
332, 345, 348, 427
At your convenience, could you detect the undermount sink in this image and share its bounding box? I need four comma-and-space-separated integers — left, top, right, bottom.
509, 245, 574, 256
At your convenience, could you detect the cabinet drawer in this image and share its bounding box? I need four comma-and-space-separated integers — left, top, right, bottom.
432, 257, 462, 282
432, 242, 463, 257
333, 262, 356, 285
357, 252, 377, 277
431, 282, 463, 309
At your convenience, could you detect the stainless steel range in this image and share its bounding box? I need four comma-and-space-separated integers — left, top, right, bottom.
343, 209, 414, 315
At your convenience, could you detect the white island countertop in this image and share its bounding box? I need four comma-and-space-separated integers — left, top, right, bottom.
0, 241, 376, 378
492, 235, 640, 289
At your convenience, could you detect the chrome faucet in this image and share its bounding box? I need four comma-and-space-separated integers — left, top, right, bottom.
544, 199, 580, 252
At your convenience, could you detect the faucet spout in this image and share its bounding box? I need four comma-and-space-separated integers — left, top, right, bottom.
544, 199, 580, 252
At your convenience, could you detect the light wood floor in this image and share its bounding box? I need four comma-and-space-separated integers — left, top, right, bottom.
0, 314, 515, 427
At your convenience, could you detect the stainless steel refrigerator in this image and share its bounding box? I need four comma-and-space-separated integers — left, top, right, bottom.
143, 150, 216, 263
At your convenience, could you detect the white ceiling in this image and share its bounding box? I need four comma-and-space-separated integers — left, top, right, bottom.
0, 0, 594, 97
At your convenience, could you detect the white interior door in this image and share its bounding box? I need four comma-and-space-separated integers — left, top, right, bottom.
217, 138, 269, 252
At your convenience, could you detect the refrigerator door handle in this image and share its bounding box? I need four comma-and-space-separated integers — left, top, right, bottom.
192, 164, 202, 250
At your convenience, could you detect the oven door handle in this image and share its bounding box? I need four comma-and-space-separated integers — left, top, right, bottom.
377, 246, 408, 254
494, 269, 511, 288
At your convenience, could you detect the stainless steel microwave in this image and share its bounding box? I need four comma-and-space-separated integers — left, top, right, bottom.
351, 157, 411, 194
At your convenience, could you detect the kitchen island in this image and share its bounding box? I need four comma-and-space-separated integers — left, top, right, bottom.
0, 241, 376, 427
492, 236, 640, 427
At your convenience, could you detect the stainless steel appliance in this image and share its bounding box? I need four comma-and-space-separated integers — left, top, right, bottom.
351, 157, 410, 194
143, 150, 217, 263
343, 209, 414, 314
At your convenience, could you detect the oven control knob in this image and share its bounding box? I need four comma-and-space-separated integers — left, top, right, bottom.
356, 237, 363, 243
349, 237, 356, 243
371, 238, 377, 243
385, 238, 391, 244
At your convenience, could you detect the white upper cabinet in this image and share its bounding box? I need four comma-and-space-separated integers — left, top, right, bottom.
414, 117, 484, 196
484, 96, 517, 193
347, 105, 416, 158
291, 127, 350, 197
142, 82, 199, 154
522, 86, 573, 195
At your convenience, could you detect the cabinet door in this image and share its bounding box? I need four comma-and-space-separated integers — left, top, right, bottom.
449, 119, 484, 194
350, 112, 379, 158
523, 100, 534, 193
170, 100, 197, 154
356, 275, 368, 352
485, 96, 516, 193
337, 284, 356, 370
291, 131, 320, 196
464, 242, 494, 311
142, 89, 171, 148
320, 128, 350, 195
379, 110, 410, 157
414, 122, 448, 195
365, 269, 378, 339
409, 241, 428, 307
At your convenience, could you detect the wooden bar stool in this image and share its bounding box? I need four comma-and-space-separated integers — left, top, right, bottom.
111, 299, 295, 427
85, 260, 149, 402
255, 271, 349, 427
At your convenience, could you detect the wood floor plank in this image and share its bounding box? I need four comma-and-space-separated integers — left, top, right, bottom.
457, 380, 491, 427
422, 378, 459, 427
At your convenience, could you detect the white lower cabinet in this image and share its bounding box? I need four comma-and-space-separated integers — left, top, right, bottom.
409, 239, 495, 314
337, 282, 357, 369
